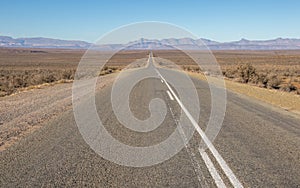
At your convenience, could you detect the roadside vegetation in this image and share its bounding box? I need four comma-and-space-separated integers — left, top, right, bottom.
154, 50, 300, 95
0, 69, 74, 96
1, 48, 299, 96
0, 66, 122, 97
0, 48, 141, 97
182, 64, 300, 95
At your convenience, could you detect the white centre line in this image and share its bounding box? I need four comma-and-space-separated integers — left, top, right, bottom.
168, 105, 209, 187
151, 54, 243, 188
199, 149, 226, 188
166, 90, 174, 100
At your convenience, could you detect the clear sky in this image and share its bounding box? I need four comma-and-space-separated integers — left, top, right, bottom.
1, 0, 299, 42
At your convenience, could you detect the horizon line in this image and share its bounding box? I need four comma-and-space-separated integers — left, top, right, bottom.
1, 35, 300, 44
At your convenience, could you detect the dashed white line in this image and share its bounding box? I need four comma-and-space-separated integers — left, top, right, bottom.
166, 90, 174, 100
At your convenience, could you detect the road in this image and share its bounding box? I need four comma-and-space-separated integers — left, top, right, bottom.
0, 54, 299, 187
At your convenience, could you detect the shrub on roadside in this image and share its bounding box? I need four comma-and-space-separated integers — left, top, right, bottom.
218, 64, 300, 94
0, 69, 76, 96
265, 74, 281, 89
280, 81, 297, 92
235, 63, 258, 83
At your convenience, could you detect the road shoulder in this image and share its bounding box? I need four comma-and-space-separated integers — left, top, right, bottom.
188, 72, 300, 119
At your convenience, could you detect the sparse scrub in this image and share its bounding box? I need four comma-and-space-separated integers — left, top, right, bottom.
99, 66, 120, 76
0, 69, 76, 96
182, 62, 299, 94
1, 48, 300, 96
0, 48, 140, 97
182, 65, 201, 73
227, 65, 288, 90
155, 50, 300, 95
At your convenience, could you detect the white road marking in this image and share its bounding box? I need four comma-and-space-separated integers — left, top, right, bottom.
166, 90, 174, 100
152, 55, 243, 188
161, 79, 164, 83
168, 106, 209, 187
199, 149, 226, 188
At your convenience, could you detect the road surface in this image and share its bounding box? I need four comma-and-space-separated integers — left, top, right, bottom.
0, 54, 299, 187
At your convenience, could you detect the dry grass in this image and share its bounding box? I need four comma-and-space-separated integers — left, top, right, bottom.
2, 48, 299, 96
188, 72, 300, 114
0, 69, 75, 96
154, 50, 300, 95
0, 48, 149, 96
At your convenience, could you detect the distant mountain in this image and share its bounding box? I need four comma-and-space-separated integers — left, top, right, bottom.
0, 36, 91, 49
116, 37, 300, 50
216, 38, 300, 50
1, 36, 300, 50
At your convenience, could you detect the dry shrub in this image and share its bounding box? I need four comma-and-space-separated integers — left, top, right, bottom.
235, 63, 258, 83
210, 63, 300, 94
0, 69, 76, 96
265, 74, 281, 89
280, 83, 297, 92
99, 66, 119, 76
181, 65, 201, 73
223, 69, 236, 79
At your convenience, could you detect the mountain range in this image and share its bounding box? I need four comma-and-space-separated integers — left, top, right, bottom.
1, 36, 300, 50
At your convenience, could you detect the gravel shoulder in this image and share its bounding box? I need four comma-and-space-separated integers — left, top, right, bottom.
188, 72, 300, 116
0, 74, 116, 151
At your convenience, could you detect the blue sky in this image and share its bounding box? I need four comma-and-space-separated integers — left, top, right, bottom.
0, 0, 299, 42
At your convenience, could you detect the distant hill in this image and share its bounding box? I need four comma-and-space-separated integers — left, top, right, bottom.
0, 36, 91, 49
1, 36, 300, 50
211, 38, 300, 50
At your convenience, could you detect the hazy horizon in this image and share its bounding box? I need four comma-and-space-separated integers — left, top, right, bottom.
1, 35, 300, 44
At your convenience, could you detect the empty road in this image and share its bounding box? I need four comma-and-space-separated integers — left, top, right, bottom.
0, 54, 299, 187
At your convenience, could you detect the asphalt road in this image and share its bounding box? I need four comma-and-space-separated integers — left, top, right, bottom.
0, 54, 299, 187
